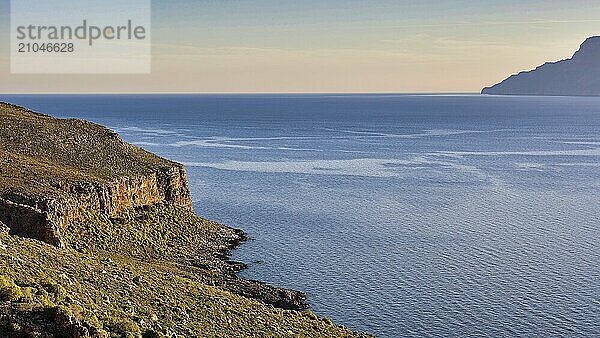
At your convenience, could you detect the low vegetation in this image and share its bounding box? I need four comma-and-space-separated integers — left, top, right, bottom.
0, 227, 366, 337
0, 102, 173, 198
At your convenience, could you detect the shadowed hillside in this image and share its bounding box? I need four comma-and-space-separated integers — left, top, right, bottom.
482, 36, 600, 96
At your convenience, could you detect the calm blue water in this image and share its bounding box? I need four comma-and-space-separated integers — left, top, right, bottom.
2, 94, 600, 337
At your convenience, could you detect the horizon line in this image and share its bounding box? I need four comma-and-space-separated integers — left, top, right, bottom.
0, 91, 480, 95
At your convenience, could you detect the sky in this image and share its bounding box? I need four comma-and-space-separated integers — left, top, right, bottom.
0, 0, 600, 93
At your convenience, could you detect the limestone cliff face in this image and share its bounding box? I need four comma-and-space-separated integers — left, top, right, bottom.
0, 198, 64, 247
0, 166, 193, 248
81, 166, 193, 215
0, 102, 195, 248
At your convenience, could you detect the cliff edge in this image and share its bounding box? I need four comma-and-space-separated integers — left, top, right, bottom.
0, 103, 192, 248
0, 103, 369, 337
482, 36, 600, 96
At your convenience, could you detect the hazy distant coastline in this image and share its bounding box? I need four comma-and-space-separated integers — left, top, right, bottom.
482, 36, 600, 97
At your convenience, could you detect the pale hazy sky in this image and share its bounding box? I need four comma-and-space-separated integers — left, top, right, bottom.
1, 0, 600, 93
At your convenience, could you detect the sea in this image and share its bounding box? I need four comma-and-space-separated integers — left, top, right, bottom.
2, 94, 600, 337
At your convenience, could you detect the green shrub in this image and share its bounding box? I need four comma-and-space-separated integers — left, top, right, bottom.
41, 280, 67, 303
304, 309, 319, 320
106, 318, 142, 338
20, 287, 36, 303
53, 304, 74, 317
0, 275, 23, 302
35, 287, 55, 308
142, 329, 166, 338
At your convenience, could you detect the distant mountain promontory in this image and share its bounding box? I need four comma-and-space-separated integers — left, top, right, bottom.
482, 36, 600, 96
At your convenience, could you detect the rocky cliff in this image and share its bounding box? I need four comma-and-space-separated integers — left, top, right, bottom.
0, 103, 192, 248
482, 36, 600, 96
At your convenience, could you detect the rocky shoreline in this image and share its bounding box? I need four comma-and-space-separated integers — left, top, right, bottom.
186, 223, 309, 311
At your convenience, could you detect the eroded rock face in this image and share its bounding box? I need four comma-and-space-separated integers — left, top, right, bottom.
0, 103, 196, 247
0, 166, 193, 248
69, 166, 193, 216
0, 197, 64, 247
